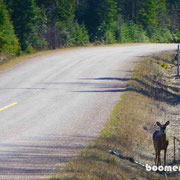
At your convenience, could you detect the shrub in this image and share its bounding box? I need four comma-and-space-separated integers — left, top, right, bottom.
151, 72, 163, 80
104, 30, 116, 44
147, 26, 174, 43
171, 30, 180, 43
25, 44, 36, 54
119, 23, 131, 43
56, 20, 89, 47
112, 21, 149, 43
72, 22, 89, 45
161, 62, 168, 69
128, 22, 149, 42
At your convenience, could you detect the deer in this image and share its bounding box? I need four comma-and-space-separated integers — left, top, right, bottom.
153, 121, 170, 166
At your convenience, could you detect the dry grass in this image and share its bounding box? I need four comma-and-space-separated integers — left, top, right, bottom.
51, 51, 180, 180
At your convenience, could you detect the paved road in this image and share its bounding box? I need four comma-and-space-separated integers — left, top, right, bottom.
0, 44, 177, 179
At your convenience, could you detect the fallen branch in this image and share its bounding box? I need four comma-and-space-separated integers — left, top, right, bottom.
109, 150, 167, 177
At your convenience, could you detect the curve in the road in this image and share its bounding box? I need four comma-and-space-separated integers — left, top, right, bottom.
0, 44, 177, 180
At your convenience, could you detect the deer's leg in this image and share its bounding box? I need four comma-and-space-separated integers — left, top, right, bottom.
155, 153, 158, 166
157, 151, 161, 166
164, 149, 167, 166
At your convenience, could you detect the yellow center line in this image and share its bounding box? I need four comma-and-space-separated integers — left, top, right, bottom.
0, 102, 18, 112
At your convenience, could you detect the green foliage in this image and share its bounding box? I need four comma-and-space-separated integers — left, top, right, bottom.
76, 0, 178, 44
0, 0, 20, 58
113, 21, 149, 43
69, 22, 89, 46
166, 0, 180, 36
1, 0, 180, 57
138, 0, 159, 27
76, 0, 118, 40
25, 44, 36, 54
118, 23, 131, 43
148, 27, 174, 42
94, 20, 150, 44
104, 30, 116, 44
161, 62, 168, 69
128, 22, 149, 42
172, 30, 180, 43
56, 20, 89, 47
5, 0, 41, 50
55, 0, 76, 21
35, 7, 48, 50
136, 0, 169, 29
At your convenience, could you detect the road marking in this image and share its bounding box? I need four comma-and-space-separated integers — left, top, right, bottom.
0, 102, 18, 112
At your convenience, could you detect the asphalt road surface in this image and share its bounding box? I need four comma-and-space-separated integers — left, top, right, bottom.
0, 44, 177, 179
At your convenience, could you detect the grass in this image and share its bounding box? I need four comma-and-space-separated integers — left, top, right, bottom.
51, 50, 180, 180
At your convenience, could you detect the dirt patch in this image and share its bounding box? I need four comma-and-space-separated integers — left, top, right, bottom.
51, 50, 180, 180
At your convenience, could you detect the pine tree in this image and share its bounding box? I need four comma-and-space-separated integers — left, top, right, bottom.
76, 0, 118, 40
167, 0, 180, 31
35, 0, 77, 49
5, 0, 40, 51
137, 0, 159, 28
0, 0, 20, 57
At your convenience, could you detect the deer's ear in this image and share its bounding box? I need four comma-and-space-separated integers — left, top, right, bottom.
165, 121, 170, 126
156, 122, 161, 126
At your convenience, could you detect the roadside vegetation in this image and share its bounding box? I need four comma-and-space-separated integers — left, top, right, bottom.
51, 51, 180, 180
0, 0, 180, 63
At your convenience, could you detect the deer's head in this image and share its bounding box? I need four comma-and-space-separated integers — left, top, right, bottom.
156, 121, 170, 134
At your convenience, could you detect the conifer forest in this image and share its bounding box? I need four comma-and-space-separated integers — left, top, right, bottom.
0, 0, 180, 59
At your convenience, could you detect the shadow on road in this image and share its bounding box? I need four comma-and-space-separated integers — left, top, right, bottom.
0, 135, 95, 179
73, 76, 180, 105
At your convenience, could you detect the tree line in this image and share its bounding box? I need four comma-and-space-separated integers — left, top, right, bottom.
0, 0, 180, 60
